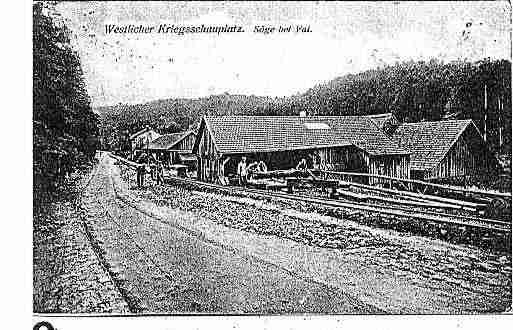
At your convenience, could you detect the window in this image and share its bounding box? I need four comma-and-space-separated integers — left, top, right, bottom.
304, 122, 330, 130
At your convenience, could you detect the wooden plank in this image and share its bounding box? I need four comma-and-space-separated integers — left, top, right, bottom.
342, 180, 485, 210
266, 182, 288, 190
337, 188, 465, 210
364, 193, 467, 210
287, 177, 338, 186
253, 169, 307, 179
385, 192, 452, 205
248, 182, 267, 189
336, 189, 368, 202
319, 170, 511, 198
167, 176, 509, 233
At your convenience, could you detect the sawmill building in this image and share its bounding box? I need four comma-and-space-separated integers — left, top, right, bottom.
129, 126, 161, 151
147, 131, 196, 166
193, 113, 497, 185
192, 115, 410, 184
369, 113, 499, 182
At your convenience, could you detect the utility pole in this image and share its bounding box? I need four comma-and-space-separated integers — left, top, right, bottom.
484, 84, 487, 142
499, 95, 503, 152
146, 127, 151, 162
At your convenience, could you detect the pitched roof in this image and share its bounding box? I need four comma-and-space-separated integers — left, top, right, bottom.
389, 119, 474, 171
130, 127, 156, 140
197, 116, 408, 156
148, 131, 194, 150
366, 113, 394, 128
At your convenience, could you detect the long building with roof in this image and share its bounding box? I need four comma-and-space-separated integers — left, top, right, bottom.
192, 113, 498, 184
192, 115, 411, 183
129, 126, 161, 151
368, 113, 499, 181
147, 131, 196, 165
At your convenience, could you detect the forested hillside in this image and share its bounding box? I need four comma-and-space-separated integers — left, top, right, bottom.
34, 2, 100, 210
96, 94, 278, 150
97, 59, 511, 156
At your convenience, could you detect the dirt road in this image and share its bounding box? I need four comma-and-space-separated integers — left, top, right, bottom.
79, 153, 511, 313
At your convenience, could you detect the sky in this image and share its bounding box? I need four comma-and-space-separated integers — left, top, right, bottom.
55, 1, 512, 107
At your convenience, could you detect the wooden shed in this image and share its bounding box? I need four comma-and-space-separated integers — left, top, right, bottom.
129, 126, 161, 151
147, 131, 196, 166
388, 119, 499, 182
192, 116, 410, 184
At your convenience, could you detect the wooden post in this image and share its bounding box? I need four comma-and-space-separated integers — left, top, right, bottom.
287, 180, 294, 194
484, 84, 487, 142
499, 96, 503, 152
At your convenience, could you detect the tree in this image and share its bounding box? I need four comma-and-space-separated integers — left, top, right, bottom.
33, 2, 99, 209
97, 58, 511, 158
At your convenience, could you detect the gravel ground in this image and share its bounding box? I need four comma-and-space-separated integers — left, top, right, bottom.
41, 154, 508, 314
115, 163, 511, 313
80, 156, 377, 313
33, 170, 130, 313
160, 177, 510, 252
38, 154, 513, 314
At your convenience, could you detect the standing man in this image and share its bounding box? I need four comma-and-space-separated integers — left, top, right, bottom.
237, 157, 248, 186
136, 164, 145, 188
309, 153, 321, 170
155, 159, 164, 185
149, 154, 157, 181
219, 156, 231, 185
136, 152, 148, 188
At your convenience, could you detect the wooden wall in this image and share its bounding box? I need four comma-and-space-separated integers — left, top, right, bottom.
428, 135, 474, 180
169, 133, 196, 164
368, 154, 410, 184
426, 127, 494, 181
319, 147, 410, 184
131, 130, 160, 150
197, 127, 220, 182
175, 133, 196, 151
196, 128, 411, 185
318, 146, 369, 172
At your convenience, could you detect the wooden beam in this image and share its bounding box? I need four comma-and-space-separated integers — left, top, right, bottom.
361, 192, 467, 210
336, 189, 368, 202
318, 170, 511, 198
342, 180, 486, 210
167, 176, 510, 233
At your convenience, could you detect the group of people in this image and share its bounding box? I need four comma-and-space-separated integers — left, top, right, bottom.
235, 154, 322, 186
236, 157, 268, 186
134, 151, 164, 187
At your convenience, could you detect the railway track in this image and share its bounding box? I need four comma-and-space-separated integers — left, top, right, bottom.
108, 153, 511, 233
164, 176, 511, 234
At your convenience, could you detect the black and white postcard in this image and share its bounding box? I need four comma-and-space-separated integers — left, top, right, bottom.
30, 1, 512, 329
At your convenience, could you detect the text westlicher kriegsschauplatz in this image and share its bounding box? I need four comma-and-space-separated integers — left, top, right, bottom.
104, 23, 312, 35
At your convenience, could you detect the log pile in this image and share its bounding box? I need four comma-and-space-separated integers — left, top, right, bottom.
337, 181, 487, 212
248, 168, 492, 214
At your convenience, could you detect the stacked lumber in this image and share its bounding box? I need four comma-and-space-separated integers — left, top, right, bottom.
337, 180, 488, 212
336, 189, 368, 202
319, 170, 511, 199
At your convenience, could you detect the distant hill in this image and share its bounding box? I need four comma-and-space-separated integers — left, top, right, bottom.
97, 58, 511, 155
